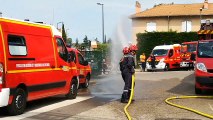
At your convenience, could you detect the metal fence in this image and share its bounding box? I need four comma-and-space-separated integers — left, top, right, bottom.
80, 51, 104, 75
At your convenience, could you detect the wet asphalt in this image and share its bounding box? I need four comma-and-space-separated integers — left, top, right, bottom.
1, 70, 213, 120
72, 70, 213, 120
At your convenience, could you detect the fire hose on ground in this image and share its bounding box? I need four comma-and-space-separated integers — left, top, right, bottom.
165, 96, 213, 119
123, 74, 213, 119
124, 74, 135, 120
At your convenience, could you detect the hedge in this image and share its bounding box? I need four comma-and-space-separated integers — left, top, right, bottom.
136, 32, 198, 61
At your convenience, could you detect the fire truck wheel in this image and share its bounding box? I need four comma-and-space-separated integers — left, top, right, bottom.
195, 85, 202, 94
66, 78, 78, 99
164, 64, 169, 71
7, 88, 27, 115
82, 75, 90, 88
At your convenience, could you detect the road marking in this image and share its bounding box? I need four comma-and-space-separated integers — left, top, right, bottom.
0, 96, 92, 120
208, 103, 213, 111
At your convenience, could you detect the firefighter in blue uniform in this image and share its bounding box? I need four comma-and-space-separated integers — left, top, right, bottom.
120, 45, 137, 103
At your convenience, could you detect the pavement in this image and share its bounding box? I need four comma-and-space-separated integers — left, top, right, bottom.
1, 70, 213, 120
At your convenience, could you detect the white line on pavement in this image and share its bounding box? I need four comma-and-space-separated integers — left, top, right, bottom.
208, 103, 213, 111
0, 96, 93, 120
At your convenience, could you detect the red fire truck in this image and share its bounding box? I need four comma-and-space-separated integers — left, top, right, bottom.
146, 44, 181, 71
67, 48, 91, 88
0, 17, 78, 115
195, 19, 213, 94
180, 41, 197, 69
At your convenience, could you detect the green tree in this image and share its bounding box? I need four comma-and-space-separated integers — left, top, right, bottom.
96, 43, 108, 51
83, 35, 90, 49
95, 43, 111, 62
83, 35, 89, 44
62, 23, 67, 43
75, 38, 79, 48
95, 38, 100, 43
66, 38, 72, 47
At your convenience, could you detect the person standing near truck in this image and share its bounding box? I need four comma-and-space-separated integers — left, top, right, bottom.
140, 53, 146, 72
150, 54, 156, 69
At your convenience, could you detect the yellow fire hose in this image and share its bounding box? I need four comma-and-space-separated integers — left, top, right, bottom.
124, 74, 135, 120
165, 96, 213, 119
123, 74, 213, 119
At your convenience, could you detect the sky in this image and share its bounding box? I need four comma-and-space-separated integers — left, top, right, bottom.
0, 0, 212, 42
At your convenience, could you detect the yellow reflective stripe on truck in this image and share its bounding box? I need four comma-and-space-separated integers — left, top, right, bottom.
0, 18, 50, 29
77, 69, 91, 71
7, 68, 61, 74
70, 67, 77, 70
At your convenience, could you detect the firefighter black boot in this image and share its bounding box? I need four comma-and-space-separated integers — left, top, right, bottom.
121, 92, 129, 103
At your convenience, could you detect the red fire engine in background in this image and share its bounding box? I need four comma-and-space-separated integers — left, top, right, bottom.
0, 17, 79, 115
67, 48, 91, 88
180, 41, 197, 69
146, 44, 181, 71
195, 19, 213, 94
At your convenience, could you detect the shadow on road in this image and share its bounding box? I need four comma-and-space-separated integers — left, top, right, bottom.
167, 73, 213, 95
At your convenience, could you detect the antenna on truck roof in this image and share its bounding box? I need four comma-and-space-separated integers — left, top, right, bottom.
24, 19, 30, 21
34, 22, 44, 24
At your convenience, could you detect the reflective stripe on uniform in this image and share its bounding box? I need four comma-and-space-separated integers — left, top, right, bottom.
123, 90, 128, 92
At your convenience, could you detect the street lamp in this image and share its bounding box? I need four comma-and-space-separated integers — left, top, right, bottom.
57, 22, 63, 29
97, 3, 105, 43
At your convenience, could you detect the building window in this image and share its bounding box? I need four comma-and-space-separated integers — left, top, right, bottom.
8, 35, 27, 56
146, 22, 156, 32
182, 21, 192, 32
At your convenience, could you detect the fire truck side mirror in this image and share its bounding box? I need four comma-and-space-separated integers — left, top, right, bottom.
84, 60, 89, 66
67, 53, 71, 63
169, 53, 172, 57
68, 53, 75, 63
168, 49, 173, 58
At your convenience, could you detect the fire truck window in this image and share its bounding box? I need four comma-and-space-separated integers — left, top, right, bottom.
198, 41, 213, 58
152, 49, 168, 56
56, 38, 68, 62
78, 53, 84, 65
8, 35, 27, 56
70, 51, 76, 63
181, 45, 187, 52
188, 44, 196, 52
169, 49, 173, 57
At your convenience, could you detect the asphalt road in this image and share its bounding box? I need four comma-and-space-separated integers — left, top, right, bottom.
1, 70, 213, 120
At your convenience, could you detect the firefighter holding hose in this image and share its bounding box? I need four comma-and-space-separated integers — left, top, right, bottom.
120, 45, 137, 103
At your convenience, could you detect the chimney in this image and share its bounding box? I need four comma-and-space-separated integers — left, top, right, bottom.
203, 0, 208, 9
135, 1, 141, 13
